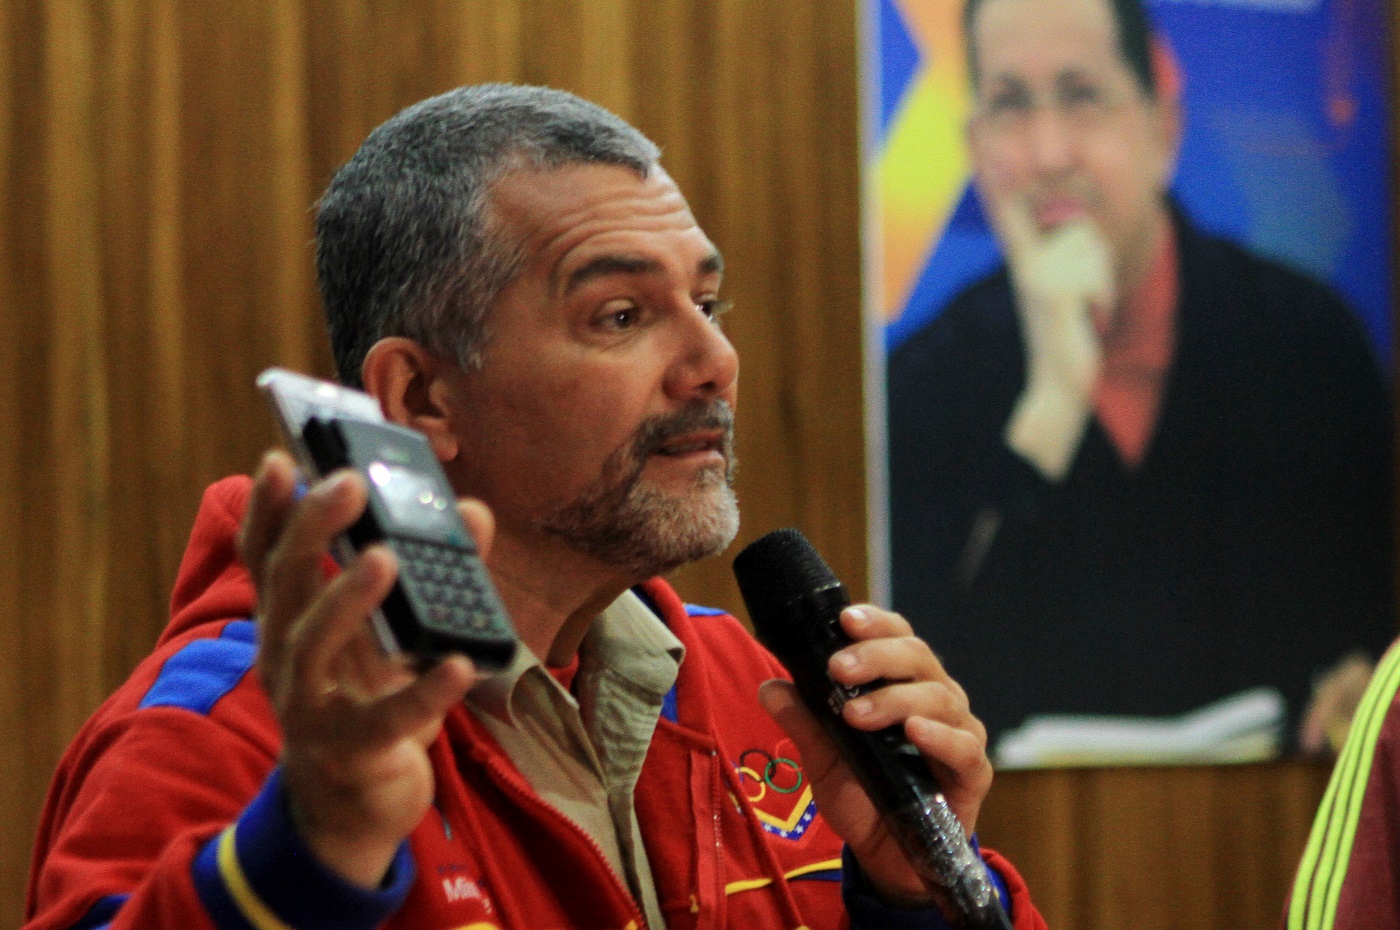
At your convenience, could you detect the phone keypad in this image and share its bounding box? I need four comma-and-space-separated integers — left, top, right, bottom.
393, 538, 507, 636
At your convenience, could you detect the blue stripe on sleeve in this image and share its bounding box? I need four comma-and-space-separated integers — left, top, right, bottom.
841, 844, 953, 930
208, 768, 414, 930
840, 839, 1013, 929
970, 835, 1011, 915
684, 603, 728, 617
66, 893, 129, 930
139, 621, 257, 715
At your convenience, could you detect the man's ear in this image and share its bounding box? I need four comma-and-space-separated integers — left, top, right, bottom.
1153, 94, 1184, 190
361, 337, 462, 463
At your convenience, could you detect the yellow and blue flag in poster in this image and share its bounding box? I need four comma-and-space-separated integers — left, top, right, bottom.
873, 0, 972, 325
867, 0, 1391, 359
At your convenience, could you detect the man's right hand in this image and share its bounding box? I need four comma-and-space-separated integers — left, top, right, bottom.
993, 197, 1116, 481
237, 450, 488, 888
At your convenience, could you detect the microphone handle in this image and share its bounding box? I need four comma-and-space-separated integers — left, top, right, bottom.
763, 585, 1014, 930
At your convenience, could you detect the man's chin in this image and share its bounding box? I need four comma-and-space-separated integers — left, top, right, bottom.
625, 483, 741, 576
538, 481, 740, 579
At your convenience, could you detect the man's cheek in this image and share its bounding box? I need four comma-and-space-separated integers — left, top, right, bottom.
972, 155, 1021, 199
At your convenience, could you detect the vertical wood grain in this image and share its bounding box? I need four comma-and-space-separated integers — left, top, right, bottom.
145, 0, 193, 636
1, 0, 45, 907
0, 0, 19, 903
266, 3, 314, 373
44, 0, 111, 747
0, 5, 867, 923
0, 4, 1365, 929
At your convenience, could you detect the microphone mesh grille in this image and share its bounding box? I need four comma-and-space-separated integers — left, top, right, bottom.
732, 528, 839, 625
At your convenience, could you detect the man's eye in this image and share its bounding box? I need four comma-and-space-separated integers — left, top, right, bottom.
699, 299, 733, 322
597, 305, 640, 330
1060, 82, 1104, 109
985, 87, 1032, 118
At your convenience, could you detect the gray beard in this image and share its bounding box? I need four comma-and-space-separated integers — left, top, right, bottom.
535, 401, 740, 578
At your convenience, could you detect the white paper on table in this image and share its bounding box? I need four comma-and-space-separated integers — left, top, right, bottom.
993, 686, 1285, 769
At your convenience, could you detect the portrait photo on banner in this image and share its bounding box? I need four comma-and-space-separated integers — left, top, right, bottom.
865, 0, 1396, 767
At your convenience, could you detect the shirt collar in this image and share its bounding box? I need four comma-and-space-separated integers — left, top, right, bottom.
468, 588, 685, 724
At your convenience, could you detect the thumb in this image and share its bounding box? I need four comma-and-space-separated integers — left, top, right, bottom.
989, 194, 1041, 272
758, 679, 806, 727
758, 680, 839, 770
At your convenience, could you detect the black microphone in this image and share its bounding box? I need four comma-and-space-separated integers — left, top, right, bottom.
734, 528, 1013, 930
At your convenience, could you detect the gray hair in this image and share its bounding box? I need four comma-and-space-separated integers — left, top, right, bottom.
316, 83, 662, 386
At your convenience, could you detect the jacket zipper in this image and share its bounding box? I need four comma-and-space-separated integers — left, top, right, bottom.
474, 745, 652, 930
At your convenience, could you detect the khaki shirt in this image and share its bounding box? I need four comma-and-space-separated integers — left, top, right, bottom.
468, 590, 683, 930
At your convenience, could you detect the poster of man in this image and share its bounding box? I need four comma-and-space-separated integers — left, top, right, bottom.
872, 0, 1395, 760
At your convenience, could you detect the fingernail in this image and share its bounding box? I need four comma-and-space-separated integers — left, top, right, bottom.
833, 652, 858, 672
844, 606, 870, 628
848, 698, 872, 717
322, 471, 355, 494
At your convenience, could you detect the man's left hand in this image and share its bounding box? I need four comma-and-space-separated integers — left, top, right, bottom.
758, 605, 992, 907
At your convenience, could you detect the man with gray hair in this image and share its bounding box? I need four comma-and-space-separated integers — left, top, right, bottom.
26, 85, 1046, 930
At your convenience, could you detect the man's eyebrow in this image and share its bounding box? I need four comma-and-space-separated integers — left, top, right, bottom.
561, 256, 663, 296
559, 250, 725, 296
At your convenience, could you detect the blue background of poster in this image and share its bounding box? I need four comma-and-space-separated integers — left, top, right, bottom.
881, 0, 1393, 365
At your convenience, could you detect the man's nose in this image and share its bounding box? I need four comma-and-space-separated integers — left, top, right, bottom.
1025, 105, 1077, 174
667, 305, 739, 402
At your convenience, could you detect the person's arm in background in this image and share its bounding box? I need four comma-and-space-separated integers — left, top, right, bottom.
887, 196, 1114, 599
1287, 637, 1400, 929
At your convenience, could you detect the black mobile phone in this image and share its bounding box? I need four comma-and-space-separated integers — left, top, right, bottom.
257, 368, 517, 671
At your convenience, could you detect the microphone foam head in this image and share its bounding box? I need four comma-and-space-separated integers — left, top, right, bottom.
733, 528, 839, 624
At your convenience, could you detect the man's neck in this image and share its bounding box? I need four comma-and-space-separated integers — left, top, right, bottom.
485, 528, 640, 667
1109, 205, 1174, 337
1091, 202, 1180, 468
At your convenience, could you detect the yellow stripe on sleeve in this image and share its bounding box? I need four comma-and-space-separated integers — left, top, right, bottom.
216, 825, 295, 930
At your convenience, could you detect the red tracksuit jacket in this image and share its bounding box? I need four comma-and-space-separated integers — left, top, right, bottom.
26, 476, 1044, 930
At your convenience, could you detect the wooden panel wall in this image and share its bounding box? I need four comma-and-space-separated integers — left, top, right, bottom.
0, 1, 865, 922
978, 762, 1332, 930
0, 3, 1377, 930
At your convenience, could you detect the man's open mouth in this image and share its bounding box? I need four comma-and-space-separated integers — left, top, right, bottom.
655, 432, 725, 457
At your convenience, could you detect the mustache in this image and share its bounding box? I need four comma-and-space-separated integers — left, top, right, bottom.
629, 400, 735, 462
1028, 180, 1099, 208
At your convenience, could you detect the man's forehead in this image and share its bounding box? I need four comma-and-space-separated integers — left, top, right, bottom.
972, 0, 1124, 79
490, 163, 694, 238
488, 162, 719, 288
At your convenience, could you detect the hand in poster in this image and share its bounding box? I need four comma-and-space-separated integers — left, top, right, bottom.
994, 197, 1116, 480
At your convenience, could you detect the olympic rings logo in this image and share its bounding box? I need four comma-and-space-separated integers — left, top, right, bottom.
736, 748, 804, 803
